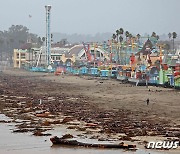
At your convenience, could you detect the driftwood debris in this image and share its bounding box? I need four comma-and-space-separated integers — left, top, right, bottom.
50, 136, 137, 150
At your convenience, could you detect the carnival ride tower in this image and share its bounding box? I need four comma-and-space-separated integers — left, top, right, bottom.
45, 5, 52, 66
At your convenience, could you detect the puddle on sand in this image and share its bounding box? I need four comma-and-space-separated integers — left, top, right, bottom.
0, 114, 169, 154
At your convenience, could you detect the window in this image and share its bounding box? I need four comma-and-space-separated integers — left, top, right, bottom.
17, 53, 19, 59
21, 62, 25, 67
51, 56, 55, 60
21, 53, 26, 59
56, 56, 60, 60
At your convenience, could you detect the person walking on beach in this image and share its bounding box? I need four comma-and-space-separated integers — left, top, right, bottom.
146, 98, 149, 105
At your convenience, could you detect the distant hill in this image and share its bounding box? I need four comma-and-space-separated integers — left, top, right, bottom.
52, 32, 113, 43
52, 32, 180, 44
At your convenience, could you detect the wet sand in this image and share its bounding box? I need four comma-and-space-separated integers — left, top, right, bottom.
0, 114, 166, 154
0, 68, 180, 153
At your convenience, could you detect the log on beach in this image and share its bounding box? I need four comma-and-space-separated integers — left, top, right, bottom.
50, 136, 137, 150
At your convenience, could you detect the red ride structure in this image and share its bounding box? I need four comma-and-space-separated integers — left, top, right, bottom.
83, 42, 92, 62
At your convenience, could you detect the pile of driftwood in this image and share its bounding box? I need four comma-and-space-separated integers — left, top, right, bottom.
50, 135, 137, 150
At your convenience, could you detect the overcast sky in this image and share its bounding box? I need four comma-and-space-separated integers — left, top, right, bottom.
0, 0, 179, 36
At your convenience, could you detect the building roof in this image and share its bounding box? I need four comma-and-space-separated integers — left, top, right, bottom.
68, 45, 84, 56
136, 39, 153, 56
51, 43, 73, 48
51, 47, 69, 55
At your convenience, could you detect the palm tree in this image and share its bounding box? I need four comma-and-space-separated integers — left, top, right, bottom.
116, 30, 120, 42
118, 28, 124, 65
112, 34, 116, 42
129, 33, 133, 39
137, 34, 141, 40
119, 36, 123, 43
124, 31, 130, 65
151, 32, 156, 37
172, 32, 177, 53
119, 28, 124, 35
128, 33, 133, 45
119, 28, 124, 46
115, 30, 121, 64
125, 31, 129, 41
136, 34, 141, 45
119, 35, 123, 64
156, 35, 160, 40
168, 32, 172, 40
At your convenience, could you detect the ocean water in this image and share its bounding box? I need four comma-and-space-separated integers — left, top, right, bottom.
0, 114, 169, 154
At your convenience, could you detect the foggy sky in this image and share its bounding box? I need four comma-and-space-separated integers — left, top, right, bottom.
0, 0, 179, 37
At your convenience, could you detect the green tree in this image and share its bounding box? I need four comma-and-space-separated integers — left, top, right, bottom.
38, 37, 43, 46
0, 25, 41, 63
42, 37, 46, 42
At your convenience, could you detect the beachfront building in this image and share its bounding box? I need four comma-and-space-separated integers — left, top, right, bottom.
13, 45, 72, 68
13, 49, 27, 68
135, 39, 154, 66
50, 47, 71, 65
64, 44, 110, 66
158, 50, 180, 86
13, 42, 110, 68
175, 75, 180, 87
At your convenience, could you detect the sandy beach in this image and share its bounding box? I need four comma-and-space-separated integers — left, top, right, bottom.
0, 68, 180, 153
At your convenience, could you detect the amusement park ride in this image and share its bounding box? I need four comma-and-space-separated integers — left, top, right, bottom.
82, 42, 92, 62
28, 5, 54, 72
24, 5, 179, 88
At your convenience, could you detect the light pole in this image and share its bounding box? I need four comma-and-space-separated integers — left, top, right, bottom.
45, 5, 52, 66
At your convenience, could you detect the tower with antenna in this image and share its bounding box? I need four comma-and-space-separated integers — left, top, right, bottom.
45, 5, 52, 66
